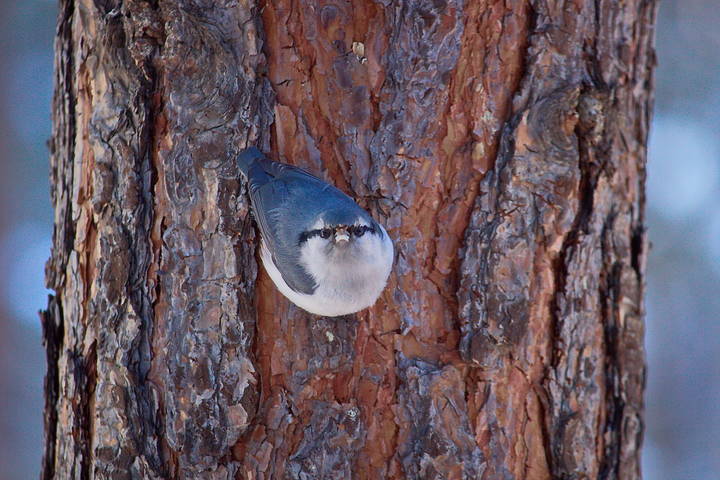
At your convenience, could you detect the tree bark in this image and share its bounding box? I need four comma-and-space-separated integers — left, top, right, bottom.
42, 0, 656, 479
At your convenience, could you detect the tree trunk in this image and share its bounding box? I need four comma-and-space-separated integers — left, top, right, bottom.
42, 0, 656, 479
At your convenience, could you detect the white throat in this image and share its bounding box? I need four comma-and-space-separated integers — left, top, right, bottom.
261, 226, 393, 317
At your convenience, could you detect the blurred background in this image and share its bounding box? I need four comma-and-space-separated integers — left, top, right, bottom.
0, 1, 717, 478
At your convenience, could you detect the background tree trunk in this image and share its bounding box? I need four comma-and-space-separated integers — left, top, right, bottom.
42, 0, 656, 479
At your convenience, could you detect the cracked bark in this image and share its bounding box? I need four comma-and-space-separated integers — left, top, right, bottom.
42, 0, 655, 479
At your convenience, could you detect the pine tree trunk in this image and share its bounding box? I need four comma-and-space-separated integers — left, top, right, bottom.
42, 0, 656, 479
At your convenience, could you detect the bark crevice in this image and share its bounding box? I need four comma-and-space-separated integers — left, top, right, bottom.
40, 296, 63, 480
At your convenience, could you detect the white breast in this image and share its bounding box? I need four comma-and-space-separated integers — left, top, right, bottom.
261, 226, 393, 317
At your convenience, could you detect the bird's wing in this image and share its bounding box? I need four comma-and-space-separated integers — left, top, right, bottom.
239, 149, 341, 295
255, 190, 321, 294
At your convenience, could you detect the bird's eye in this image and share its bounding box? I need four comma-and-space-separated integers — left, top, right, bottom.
353, 226, 366, 237
320, 228, 332, 239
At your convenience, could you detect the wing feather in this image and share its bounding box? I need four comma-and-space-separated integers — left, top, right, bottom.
239, 149, 346, 295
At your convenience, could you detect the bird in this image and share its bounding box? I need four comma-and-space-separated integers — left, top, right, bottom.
237, 147, 394, 317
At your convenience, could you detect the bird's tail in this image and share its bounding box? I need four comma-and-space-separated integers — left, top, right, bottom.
237, 146, 266, 178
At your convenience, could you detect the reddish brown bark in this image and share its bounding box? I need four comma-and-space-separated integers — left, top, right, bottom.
43, 0, 656, 479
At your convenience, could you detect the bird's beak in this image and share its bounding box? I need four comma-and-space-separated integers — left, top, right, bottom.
334, 227, 350, 243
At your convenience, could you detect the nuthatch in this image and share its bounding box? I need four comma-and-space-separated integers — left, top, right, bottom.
238, 147, 394, 317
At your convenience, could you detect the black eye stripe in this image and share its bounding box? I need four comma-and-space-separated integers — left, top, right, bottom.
299, 224, 377, 244
299, 227, 333, 244
351, 225, 376, 236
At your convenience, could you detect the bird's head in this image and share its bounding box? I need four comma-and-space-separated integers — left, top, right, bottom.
300, 218, 379, 250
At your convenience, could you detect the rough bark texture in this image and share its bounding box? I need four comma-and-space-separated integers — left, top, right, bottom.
43, 0, 656, 479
